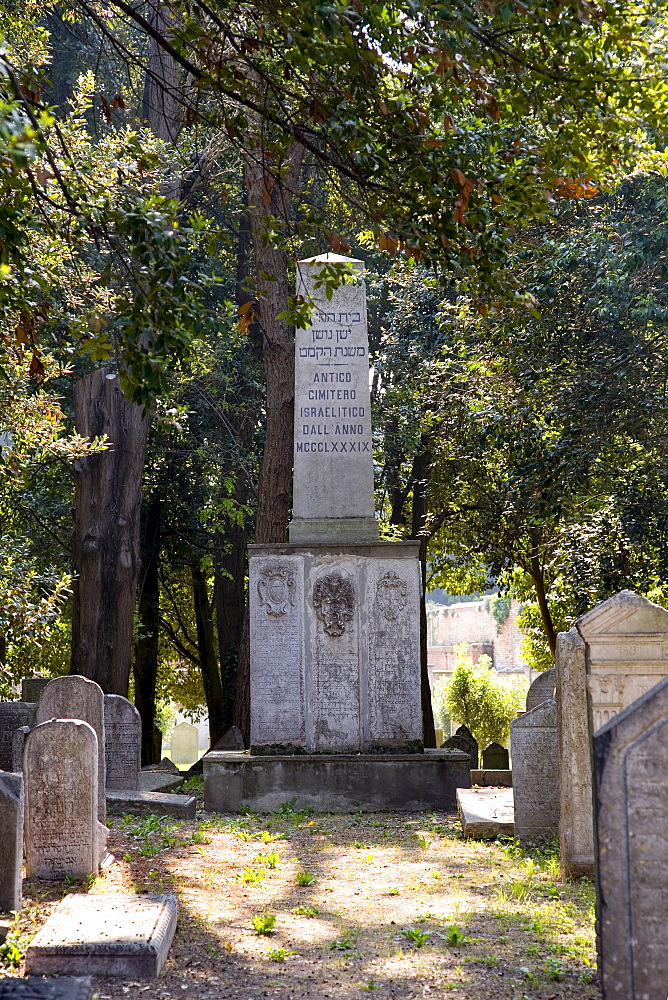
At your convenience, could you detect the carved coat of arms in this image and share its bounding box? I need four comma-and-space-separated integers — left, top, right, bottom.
376, 572, 408, 621
257, 564, 296, 618
312, 572, 355, 637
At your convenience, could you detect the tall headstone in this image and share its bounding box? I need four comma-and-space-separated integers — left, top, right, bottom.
0, 771, 23, 914
12, 726, 30, 772
0, 702, 36, 771
36, 676, 106, 822
511, 699, 558, 845
593, 674, 668, 1000
24, 720, 99, 880
525, 667, 556, 711
248, 253, 422, 756
290, 253, 377, 544
170, 722, 198, 766
103, 695, 140, 790
442, 732, 478, 769
557, 591, 668, 877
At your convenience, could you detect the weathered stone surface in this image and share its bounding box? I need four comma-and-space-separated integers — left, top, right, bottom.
0, 978, 92, 999
470, 769, 512, 787
204, 750, 470, 812
25, 893, 178, 978
0, 702, 36, 771
557, 590, 668, 878
36, 677, 105, 823
593, 674, 668, 1000
21, 678, 50, 703
289, 254, 378, 543
25, 720, 99, 880
138, 772, 183, 793
141, 757, 180, 773
212, 726, 245, 751
249, 542, 422, 754
106, 789, 196, 819
12, 726, 30, 772
169, 722, 198, 766
526, 667, 556, 711
457, 787, 514, 839
511, 699, 558, 845
481, 742, 509, 770
0, 771, 23, 914
0, 919, 10, 943
103, 694, 140, 790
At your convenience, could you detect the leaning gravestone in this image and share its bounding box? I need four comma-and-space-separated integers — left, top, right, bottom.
0, 771, 23, 914
0, 979, 92, 1000
525, 667, 556, 711
0, 701, 36, 771
12, 726, 30, 772
510, 699, 558, 845
103, 694, 140, 790
593, 674, 668, 1000
36, 676, 106, 822
170, 721, 198, 766
481, 742, 509, 770
24, 719, 99, 879
25, 893, 178, 977
557, 590, 668, 877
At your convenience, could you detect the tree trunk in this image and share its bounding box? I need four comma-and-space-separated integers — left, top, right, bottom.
409, 447, 436, 747
141, 3, 180, 163
71, 369, 149, 694
214, 524, 246, 734
529, 529, 557, 658
134, 494, 161, 764
246, 141, 304, 543
191, 563, 225, 746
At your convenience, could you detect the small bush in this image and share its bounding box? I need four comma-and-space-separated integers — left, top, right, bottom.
252, 913, 276, 935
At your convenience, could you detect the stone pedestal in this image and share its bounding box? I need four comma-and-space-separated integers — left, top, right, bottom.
249, 541, 422, 754
204, 749, 470, 813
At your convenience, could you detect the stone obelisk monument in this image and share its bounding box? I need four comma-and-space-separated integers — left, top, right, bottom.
203, 254, 470, 811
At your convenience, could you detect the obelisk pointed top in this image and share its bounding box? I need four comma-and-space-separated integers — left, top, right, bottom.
298, 252, 364, 267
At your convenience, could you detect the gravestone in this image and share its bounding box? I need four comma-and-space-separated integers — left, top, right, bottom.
482, 742, 509, 770
593, 674, 668, 1000
25, 893, 178, 977
12, 726, 30, 772
457, 787, 514, 839
24, 719, 99, 879
36, 676, 106, 822
21, 677, 50, 703
103, 694, 140, 789
212, 725, 245, 751
557, 590, 668, 877
0, 980, 92, 1000
510, 699, 558, 845
0, 701, 36, 771
441, 733, 477, 768
0, 771, 23, 914
170, 721, 198, 766
525, 667, 556, 711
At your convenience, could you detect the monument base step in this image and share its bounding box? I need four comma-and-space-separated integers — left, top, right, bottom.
457, 787, 515, 840
0, 977, 93, 999
470, 768, 513, 787
203, 749, 470, 813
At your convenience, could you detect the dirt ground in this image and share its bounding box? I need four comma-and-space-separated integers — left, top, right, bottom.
1, 780, 600, 999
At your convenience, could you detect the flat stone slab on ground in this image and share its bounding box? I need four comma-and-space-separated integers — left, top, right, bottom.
106, 790, 196, 819
457, 787, 515, 840
25, 894, 177, 978
0, 978, 92, 999
138, 771, 183, 793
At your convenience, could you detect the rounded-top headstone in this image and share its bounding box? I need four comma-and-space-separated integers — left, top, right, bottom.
526, 667, 556, 712
36, 676, 106, 822
24, 719, 99, 880
103, 694, 141, 790
481, 742, 509, 770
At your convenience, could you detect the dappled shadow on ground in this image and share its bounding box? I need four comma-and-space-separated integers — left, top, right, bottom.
4, 799, 600, 1000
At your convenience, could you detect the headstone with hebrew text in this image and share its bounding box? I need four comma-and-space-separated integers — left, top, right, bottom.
0, 771, 23, 914
103, 694, 140, 790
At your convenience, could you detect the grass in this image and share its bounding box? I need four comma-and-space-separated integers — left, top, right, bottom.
251, 913, 276, 935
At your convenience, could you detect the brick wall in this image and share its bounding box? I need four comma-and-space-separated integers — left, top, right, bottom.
427, 598, 528, 689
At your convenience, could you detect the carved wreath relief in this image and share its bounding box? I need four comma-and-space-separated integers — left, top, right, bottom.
257, 564, 297, 618
376, 572, 408, 621
312, 572, 355, 636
